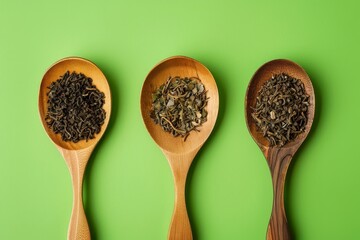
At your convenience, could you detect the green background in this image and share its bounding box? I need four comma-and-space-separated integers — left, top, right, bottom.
1, 0, 359, 239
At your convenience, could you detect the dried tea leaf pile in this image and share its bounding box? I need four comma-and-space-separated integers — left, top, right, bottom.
150, 76, 208, 140
45, 71, 106, 142
251, 73, 309, 147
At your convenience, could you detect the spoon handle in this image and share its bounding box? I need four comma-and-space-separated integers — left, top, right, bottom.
163, 149, 198, 240
59, 148, 92, 240
265, 148, 293, 240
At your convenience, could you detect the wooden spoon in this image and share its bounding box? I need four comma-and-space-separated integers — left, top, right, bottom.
245, 59, 315, 240
38, 57, 111, 240
141, 56, 219, 240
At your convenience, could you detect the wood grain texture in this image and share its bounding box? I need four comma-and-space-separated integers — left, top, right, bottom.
263, 146, 297, 240
39, 57, 111, 240
141, 56, 219, 240
59, 147, 94, 240
245, 59, 315, 240
163, 149, 199, 240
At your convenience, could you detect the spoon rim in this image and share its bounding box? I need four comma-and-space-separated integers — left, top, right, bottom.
245, 58, 315, 149
38, 56, 112, 150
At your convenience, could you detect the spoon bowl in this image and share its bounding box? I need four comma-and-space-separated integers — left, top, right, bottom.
141, 56, 219, 239
245, 59, 315, 240
141, 56, 219, 154
39, 57, 111, 150
246, 59, 315, 149
38, 57, 111, 240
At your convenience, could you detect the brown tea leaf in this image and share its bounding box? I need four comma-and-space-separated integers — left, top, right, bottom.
252, 73, 309, 147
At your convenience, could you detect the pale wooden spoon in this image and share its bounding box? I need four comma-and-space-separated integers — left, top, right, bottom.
141, 56, 219, 240
245, 59, 315, 240
38, 57, 111, 240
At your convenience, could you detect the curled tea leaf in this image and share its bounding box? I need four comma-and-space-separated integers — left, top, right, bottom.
150, 76, 208, 141
45, 71, 106, 142
252, 73, 309, 147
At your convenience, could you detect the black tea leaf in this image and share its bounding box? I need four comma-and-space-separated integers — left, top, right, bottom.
45, 71, 106, 142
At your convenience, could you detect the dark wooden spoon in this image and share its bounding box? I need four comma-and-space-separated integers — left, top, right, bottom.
245, 59, 315, 240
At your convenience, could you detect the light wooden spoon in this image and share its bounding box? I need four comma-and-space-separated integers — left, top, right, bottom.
38, 57, 111, 240
141, 56, 219, 240
245, 59, 315, 240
